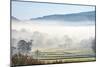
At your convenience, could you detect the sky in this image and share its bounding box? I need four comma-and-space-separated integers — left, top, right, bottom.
12, 1, 95, 20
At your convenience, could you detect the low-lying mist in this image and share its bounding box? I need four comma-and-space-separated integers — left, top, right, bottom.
11, 20, 95, 55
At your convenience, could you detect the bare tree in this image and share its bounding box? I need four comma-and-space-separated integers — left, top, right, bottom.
34, 49, 41, 60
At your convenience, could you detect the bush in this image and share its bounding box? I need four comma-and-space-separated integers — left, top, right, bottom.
11, 53, 45, 66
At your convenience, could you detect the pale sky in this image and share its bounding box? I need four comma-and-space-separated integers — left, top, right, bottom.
12, 1, 95, 20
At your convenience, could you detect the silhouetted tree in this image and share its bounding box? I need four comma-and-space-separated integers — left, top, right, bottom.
27, 40, 33, 53
11, 46, 16, 55
17, 40, 32, 55
34, 49, 41, 60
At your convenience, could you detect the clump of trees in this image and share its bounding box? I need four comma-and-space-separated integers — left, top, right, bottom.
17, 40, 33, 55
11, 39, 34, 66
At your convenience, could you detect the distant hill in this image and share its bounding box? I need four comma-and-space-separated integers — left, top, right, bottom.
11, 16, 20, 22
30, 11, 95, 22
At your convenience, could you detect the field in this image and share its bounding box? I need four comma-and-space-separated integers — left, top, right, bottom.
11, 49, 96, 67
38, 57, 95, 64
32, 49, 96, 64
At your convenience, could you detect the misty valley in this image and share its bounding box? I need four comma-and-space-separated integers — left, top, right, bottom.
11, 1, 96, 66
11, 20, 96, 66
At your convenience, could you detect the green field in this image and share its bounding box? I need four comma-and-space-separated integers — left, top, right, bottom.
38, 57, 95, 64
12, 50, 96, 66
32, 50, 96, 64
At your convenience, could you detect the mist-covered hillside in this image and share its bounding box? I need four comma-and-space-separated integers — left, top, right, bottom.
30, 11, 95, 25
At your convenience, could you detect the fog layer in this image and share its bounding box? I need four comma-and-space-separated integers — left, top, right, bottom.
12, 20, 95, 51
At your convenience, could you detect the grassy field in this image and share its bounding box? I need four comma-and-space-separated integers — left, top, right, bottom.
31, 50, 96, 64
38, 57, 95, 64
11, 50, 96, 66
